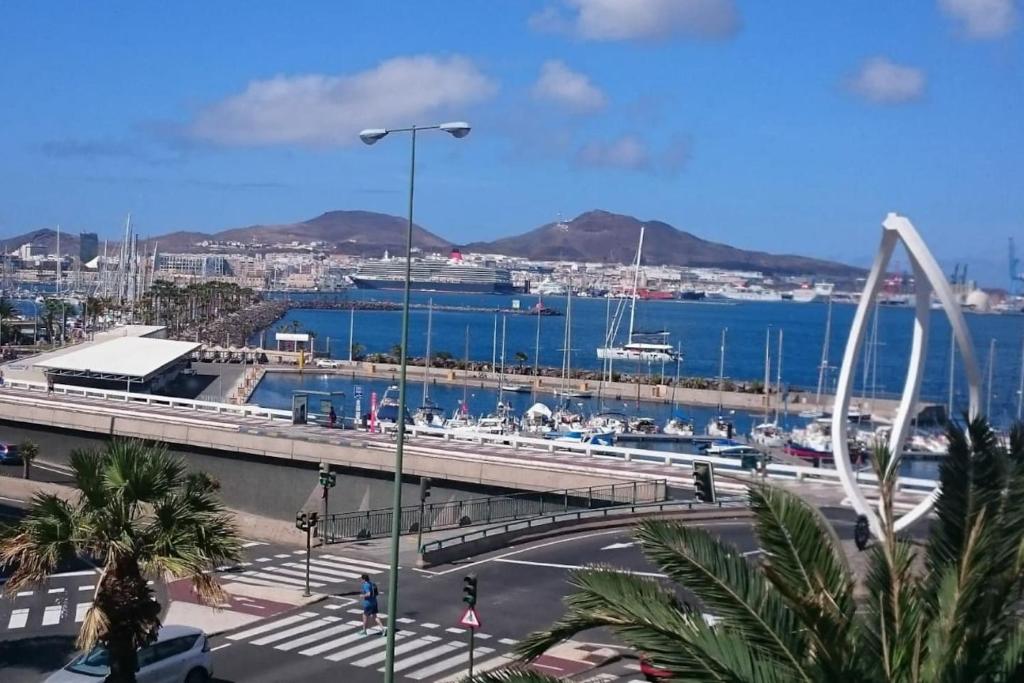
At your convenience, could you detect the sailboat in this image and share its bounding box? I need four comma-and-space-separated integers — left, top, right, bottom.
706, 328, 734, 438
750, 327, 785, 447
597, 226, 679, 363
800, 295, 834, 418
413, 299, 445, 427
555, 280, 592, 399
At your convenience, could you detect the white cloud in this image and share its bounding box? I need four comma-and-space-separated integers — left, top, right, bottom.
530, 0, 740, 41
532, 60, 608, 113
576, 134, 690, 174
939, 0, 1018, 39
847, 57, 926, 105
188, 55, 496, 147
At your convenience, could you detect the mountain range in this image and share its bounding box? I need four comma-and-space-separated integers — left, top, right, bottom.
2, 209, 860, 276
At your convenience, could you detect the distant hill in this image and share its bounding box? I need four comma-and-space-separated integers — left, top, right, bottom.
0, 228, 80, 255
172, 210, 451, 255
464, 210, 860, 276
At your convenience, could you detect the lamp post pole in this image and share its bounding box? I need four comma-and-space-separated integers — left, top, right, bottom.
359, 121, 470, 683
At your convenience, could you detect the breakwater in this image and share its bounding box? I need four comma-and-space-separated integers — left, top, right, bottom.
276, 298, 561, 316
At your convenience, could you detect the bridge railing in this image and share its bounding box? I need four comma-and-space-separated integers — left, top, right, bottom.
0, 378, 291, 421
319, 479, 667, 544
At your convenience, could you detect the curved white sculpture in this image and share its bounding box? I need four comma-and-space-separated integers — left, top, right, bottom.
831, 213, 981, 537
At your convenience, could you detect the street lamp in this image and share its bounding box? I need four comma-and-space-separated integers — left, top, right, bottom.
358, 120, 470, 683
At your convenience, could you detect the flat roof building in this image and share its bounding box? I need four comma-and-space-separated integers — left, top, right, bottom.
36, 337, 200, 392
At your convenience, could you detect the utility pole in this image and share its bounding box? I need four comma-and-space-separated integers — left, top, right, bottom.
318, 463, 336, 545
295, 511, 319, 597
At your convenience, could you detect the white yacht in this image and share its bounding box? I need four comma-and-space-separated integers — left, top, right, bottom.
750, 422, 785, 448
597, 226, 679, 364
664, 416, 695, 436
707, 416, 735, 439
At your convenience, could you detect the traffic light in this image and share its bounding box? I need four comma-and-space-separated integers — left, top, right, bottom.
854, 514, 870, 551
462, 574, 478, 607
295, 512, 308, 530
419, 477, 432, 502
693, 461, 716, 504
319, 463, 336, 488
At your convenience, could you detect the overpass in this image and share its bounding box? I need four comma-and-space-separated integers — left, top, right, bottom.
0, 378, 938, 510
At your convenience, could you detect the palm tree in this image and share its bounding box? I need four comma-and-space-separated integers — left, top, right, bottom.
18, 440, 38, 480
515, 351, 528, 371
0, 295, 16, 345
0, 440, 242, 682
481, 417, 1024, 683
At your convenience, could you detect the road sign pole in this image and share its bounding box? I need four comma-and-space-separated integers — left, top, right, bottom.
468, 627, 475, 680
416, 500, 425, 554
304, 522, 312, 597
322, 484, 329, 545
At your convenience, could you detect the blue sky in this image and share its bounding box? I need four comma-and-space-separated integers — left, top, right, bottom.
0, 1, 1020, 276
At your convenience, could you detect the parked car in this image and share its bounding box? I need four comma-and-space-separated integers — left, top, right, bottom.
0, 441, 21, 465
314, 358, 343, 369
45, 625, 212, 683
640, 657, 671, 682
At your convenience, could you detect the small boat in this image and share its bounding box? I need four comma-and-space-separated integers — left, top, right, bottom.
546, 429, 615, 446
707, 444, 766, 459
500, 383, 532, 393
706, 416, 735, 439
413, 400, 446, 428
664, 416, 695, 436
554, 388, 593, 399
750, 422, 785, 448
628, 416, 659, 434
586, 411, 630, 434
523, 402, 554, 434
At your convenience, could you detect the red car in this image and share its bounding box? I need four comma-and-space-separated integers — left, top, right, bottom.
640, 657, 671, 682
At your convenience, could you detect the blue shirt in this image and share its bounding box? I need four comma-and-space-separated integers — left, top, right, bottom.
362, 581, 377, 608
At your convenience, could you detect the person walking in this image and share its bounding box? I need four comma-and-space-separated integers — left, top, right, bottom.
328, 405, 337, 428
360, 573, 386, 636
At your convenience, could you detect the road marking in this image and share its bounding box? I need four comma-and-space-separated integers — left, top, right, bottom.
601, 542, 636, 550
250, 616, 340, 646
390, 641, 467, 673
7, 608, 29, 629
293, 550, 307, 555
48, 587, 65, 594
324, 603, 342, 610
322, 554, 391, 570
267, 565, 344, 583
78, 584, 94, 591
50, 569, 99, 578
308, 557, 371, 576
475, 633, 491, 640
222, 574, 277, 588
42, 605, 63, 625
239, 570, 324, 588
445, 627, 463, 634
241, 540, 267, 548
352, 635, 441, 667
299, 627, 376, 656
498, 638, 518, 645
407, 646, 494, 679
227, 612, 318, 641
75, 602, 92, 622
325, 631, 407, 662
16, 591, 33, 597
275, 621, 362, 652
283, 561, 359, 581
211, 643, 232, 651
254, 557, 272, 563
494, 558, 668, 578
437, 653, 517, 683
274, 554, 291, 559
421, 622, 440, 629
396, 617, 416, 624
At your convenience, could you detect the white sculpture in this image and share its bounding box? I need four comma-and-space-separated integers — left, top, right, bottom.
831, 213, 981, 537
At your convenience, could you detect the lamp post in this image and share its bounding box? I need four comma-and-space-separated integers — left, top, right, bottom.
358, 120, 471, 683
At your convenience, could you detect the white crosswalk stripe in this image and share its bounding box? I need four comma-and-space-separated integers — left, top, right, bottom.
407, 646, 495, 680
220, 607, 522, 681
7, 608, 29, 629
75, 602, 92, 623
215, 554, 388, 591
42, 605, 63, 626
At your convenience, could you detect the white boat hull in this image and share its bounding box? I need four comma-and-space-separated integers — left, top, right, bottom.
597, 346, 676, 363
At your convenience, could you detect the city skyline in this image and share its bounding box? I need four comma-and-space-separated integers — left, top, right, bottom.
0, 1, 1020, 274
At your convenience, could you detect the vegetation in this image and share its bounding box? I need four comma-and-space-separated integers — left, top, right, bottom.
18, 440, 38, 480
140, 280, 258, 337
514, 351, 528, 369
350, 342, 366, 361
0, 295, 15, 344
0, 440, 242, 682
480, 417, 1024, 683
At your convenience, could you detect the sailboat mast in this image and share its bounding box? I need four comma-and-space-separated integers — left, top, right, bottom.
498, 316, 507, 407
671, 341, 681, 408
948, 331, 956, 418
1017, 337, 1024, 421
626, 226, 645, 343
816, 296, 833, 406
534, 296, 541, 378
763, 326, 771, 422
986, 338, 996, 419
776, 328, 784, 422
717, 327, 727, 412
423, 298, 432, 403
462, 324, 469, 409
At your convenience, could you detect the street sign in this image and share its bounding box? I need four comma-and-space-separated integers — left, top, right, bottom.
354, 385, 363, 399
458, 607, 481, 629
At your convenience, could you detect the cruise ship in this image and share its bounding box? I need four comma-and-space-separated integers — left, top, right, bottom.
350, 249, 517, 294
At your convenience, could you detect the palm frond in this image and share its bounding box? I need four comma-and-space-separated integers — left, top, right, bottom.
747, 484, 855, 676
472, 670, 559, 683
859, 537, 924, 682
634, 519, 813, 682
0, 493, 79, 592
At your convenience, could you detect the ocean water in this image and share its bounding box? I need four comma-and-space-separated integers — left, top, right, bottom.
252, 290, 1024, 428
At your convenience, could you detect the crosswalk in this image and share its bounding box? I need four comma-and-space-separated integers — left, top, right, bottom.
222, 606, 521, 681
1, 587, 96, 633
216, 551, 391, 591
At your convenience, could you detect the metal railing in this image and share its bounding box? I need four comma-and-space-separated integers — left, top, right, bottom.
318, 479, 667, 544
419, 498, 748, 555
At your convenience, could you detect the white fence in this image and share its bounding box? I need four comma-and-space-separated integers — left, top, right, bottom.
0, 378, 938, 497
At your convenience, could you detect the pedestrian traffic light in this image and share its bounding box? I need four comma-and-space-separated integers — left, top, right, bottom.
854, 514, 871, 551
462, 574, 477, 607
693, 461, 716, 504
319, 463, 336, 488
295, 512, 308, 530
419, 477, 432, 502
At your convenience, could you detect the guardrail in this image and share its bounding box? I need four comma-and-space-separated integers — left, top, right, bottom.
399, 424, 938, 496
419, 498, 747, 555
0, 378, 291, 421
319, 479, 667, 544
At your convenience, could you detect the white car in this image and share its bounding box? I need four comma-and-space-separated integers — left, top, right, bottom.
45, 625, 213, 683
314, 358, 343, 368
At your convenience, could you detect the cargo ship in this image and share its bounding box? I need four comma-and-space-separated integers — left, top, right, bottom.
350, 249, 518, 294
